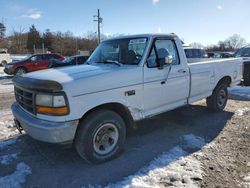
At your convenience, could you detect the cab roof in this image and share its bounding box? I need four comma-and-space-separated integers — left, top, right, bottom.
103, 33, 178, 42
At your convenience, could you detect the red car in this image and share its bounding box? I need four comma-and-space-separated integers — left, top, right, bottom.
4, 53, 65, 75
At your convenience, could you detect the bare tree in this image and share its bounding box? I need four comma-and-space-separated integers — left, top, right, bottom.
190, 42, 204, 49
8, 27, 28, 54
225, 34, 246, 50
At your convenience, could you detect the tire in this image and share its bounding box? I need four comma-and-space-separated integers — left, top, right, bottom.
1, 61, 7, 67
206, 83, 228, 111
15, 67, 27, 76
74, 110, 126, 164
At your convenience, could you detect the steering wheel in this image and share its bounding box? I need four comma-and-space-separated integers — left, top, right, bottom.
135, 54, 142, 60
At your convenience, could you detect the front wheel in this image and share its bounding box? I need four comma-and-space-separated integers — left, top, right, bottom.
15, 67, 27, 76
74, 110, 126, 164
206, 84, 228, 111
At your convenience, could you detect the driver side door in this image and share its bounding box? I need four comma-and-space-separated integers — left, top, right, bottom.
30, 55, 47, 71
143, 38, 189, 117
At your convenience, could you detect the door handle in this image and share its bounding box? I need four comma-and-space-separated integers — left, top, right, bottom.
178, 69, 186, 73
161, 81, 166, 85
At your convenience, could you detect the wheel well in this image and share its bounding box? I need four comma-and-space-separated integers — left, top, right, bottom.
217, 76, 232, 87
81, 103, 135, 131
15, 66, 27, 73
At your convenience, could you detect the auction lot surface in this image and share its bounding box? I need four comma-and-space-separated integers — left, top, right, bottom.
0, 67, 249, 188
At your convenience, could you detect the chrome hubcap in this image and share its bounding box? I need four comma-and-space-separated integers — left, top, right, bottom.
93, 123, 119, 155
218, 89, 226, 107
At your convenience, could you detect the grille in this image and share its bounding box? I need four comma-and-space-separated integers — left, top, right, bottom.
14, 87, 34, 114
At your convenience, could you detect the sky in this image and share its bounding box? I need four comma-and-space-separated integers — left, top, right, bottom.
1, 0, 250, 45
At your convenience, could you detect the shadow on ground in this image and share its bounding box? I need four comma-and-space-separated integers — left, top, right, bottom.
0, 75, 13, 81
1, 104, 233, 187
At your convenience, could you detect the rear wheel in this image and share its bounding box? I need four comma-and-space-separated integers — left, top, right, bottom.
206, 83, 228, 111
74, 110, 126, 163
15, 67, 27, 76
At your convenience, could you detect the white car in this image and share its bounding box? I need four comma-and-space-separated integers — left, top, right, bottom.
0, 51, 11, 66
11, 34, 243, 163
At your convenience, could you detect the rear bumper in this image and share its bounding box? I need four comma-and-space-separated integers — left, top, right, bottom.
11, 102, 79, 143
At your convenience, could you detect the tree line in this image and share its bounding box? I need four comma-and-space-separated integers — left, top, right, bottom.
0, 23, 99, 56
189, 34, 247, 52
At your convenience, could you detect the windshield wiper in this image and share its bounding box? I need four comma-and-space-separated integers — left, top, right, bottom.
95, 60, 122, 66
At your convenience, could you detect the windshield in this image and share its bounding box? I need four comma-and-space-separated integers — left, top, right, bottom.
234, 48, 250, 57
87, 37, 148, 65
63, 57, 75, 63
22, 55, 33, 61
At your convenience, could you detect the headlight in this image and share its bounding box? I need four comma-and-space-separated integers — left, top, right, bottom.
36, 94, 53, 106
35, 94, 68, 115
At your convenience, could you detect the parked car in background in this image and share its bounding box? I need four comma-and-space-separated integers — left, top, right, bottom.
207, 52, 234, 58
0, 50, 11, 66
50, 55, 89, 68
4, 53, 64, 75
220, 52, 234, 58
234, 45, 250, 58
184, 47, 208, 58
234, 45, 250, 86
207, 52, 217, 58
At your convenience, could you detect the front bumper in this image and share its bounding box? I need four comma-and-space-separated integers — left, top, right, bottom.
11, 102, 79, 143
4, 67, 14, 75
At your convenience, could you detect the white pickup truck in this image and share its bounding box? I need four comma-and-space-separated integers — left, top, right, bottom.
11, 34, 243, 163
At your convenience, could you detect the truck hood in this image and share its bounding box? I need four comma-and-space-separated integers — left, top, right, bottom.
25, 64, 113, 83
24, 64, 143, 95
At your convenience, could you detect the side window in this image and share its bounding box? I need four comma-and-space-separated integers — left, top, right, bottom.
30, 55, 44, 61
44, 54, 51, 60
52, 54, 61, 59
185, 49, 192, 58
78, 56, 87, 64
242, 48, 250, 57
147, 39, 180, 68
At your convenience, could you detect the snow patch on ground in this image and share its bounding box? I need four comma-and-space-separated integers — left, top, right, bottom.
0, 81, 14, 90
105, 134, 205, 188
235, 108, 249, 116
243, 173, 250, 188
0, 162, 32, 188
0, 154, 18, 165
0, 138, 17, 150
229, 86, 250, 100
0, 120, 19, 141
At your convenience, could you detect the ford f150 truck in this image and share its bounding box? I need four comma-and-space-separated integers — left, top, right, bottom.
11, 34, 243, 163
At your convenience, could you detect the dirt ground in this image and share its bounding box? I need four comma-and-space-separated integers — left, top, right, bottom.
0, 73, 249, 187
197, 100, 250, 188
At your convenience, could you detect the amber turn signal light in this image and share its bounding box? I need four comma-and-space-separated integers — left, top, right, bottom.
36, 106, 69, 115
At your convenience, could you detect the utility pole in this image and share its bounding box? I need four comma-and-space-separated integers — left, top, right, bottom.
94, 9, 103, 44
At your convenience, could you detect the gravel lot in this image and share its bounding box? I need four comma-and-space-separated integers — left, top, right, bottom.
0, 69, 249, 188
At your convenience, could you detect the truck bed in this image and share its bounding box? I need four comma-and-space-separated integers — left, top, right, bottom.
187, 58, 243, 103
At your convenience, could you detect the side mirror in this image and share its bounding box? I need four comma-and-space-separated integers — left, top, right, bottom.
158, 55, 173, 69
